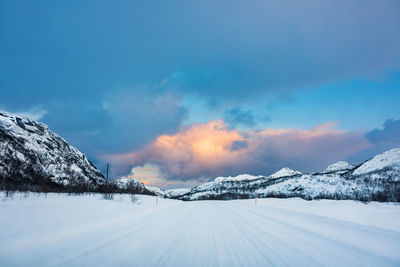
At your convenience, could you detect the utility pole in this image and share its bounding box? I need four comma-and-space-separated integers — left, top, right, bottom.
106, 163, 109, 184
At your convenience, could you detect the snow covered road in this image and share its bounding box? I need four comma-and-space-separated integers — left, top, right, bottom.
1, 194, 399, 266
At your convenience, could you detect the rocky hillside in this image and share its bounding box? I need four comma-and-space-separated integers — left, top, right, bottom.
166, 148, 400, 202
0, 110, 105, 191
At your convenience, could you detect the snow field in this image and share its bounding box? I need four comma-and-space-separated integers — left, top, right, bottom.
0, 193, 399, 266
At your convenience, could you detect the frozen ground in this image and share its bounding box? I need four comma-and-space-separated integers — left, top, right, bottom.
0, 193, 399, 267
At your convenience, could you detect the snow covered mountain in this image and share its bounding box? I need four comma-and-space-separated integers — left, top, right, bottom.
167, 149, 400, 202
0, 110, 105, 190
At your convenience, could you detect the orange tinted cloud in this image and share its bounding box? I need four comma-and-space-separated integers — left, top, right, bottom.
109, 120, 249, 177
106, 120, 370, 184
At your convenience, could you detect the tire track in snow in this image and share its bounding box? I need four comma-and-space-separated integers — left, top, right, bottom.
51, 202, 187, 266
218, 201, 324, 266
226, 200, 400, 266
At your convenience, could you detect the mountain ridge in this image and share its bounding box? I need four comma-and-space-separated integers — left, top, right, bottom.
149, 148, 400, 202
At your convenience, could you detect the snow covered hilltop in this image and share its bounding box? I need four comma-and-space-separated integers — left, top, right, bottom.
165, 148, 400, 202
0, 110, 105, 191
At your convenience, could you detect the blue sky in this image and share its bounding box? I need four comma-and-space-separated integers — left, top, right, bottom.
1, 0, 400, 187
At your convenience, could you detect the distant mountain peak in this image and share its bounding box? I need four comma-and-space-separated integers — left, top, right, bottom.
269, 167, 302, 179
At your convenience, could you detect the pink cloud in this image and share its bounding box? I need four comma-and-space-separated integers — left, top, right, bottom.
105, 120, 371, 185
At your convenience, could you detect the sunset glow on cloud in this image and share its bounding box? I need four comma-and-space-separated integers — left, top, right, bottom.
106, 119, 371, 187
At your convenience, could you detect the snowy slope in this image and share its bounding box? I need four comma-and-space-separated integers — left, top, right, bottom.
214, 174, 262, 182
212, 169, 299, 183
270, 167, 302, 178
145, 185, 169, 197
0, 110, 105, 188
353, 148, 400, 175
0, 193, 399, 266
165, 188, 191, 198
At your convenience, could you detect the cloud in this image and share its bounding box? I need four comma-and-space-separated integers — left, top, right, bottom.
348, 118, 400, 162
123, 164, 166, 186
14, 106, 48, 121
43, 103, 112, 133
223, 108, 255, 128
2, 0, 400, 111
231, 140, 248, 151
365, 118, 400, 145
98, 88, 188, 153
121, 164, 202, 189
106, 120, 370, 185
155, 0, 400, 104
